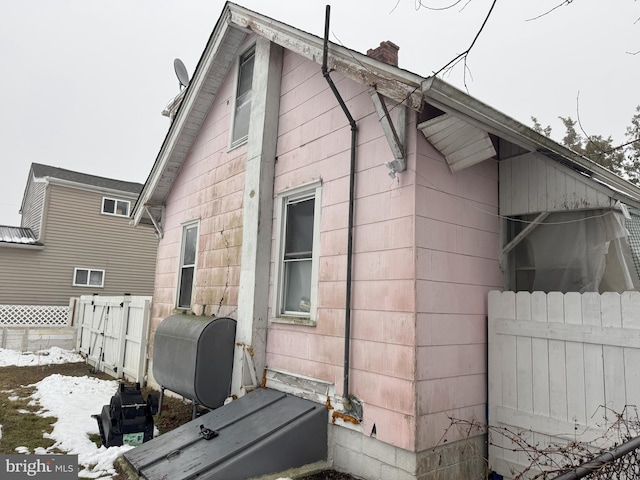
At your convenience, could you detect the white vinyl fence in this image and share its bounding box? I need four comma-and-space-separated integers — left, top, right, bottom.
0, 301, 76, 350
488, 291, 640, 479
75, 295, 151, 383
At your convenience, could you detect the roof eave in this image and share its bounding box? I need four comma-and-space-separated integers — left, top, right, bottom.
421, 76, 640, 206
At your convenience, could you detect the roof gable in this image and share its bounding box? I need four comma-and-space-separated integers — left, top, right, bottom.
132, 2, 640, 226
132, 2, 424, 226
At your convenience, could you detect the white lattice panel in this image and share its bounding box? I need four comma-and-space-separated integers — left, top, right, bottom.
0, 305, 69, 326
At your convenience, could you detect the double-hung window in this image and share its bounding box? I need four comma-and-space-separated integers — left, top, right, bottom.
231, 46, 255, 146
102, 197, 130, 217
273, 182, 322, 322
73, 268, 105, 287
177, 222, 199, 309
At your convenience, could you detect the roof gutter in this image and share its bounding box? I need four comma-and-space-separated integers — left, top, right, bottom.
421, 76, 640, 207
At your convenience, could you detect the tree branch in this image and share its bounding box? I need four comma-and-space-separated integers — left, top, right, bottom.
431, 0, 498, 78
526, 0, 574, 22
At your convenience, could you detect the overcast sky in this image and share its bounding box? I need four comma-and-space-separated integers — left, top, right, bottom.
1, 0, 639, 226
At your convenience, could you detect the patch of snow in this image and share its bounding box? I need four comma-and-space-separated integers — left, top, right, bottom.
0, 347, 134, 479
29, 373, 133, 478
0, 346, 84, 367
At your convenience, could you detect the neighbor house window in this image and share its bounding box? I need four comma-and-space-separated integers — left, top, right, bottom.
102, 197, 130, 217
230, 46, 255, 146
73, 268, 105, 287
177, 222, 199, 309
273, 182, 322, 322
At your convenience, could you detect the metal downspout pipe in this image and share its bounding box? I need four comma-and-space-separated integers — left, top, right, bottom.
322, 5, 358, 411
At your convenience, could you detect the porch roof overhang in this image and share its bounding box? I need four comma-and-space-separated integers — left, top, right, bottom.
419, 77, 640, 209
132, 2, 424, 227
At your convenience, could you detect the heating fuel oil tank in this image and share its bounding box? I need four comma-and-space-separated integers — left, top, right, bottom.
153, 315, 236, 409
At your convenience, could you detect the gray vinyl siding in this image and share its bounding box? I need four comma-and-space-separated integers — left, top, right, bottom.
20, 178, 46, 239
0, 184, 158, 305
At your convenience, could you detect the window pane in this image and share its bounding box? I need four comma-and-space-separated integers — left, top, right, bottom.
232, 94, 251, 143
283, 260, 312, 313
75, 269, 88, 285
103, 198, 115, 214
232, 48, 255, 144
183, 226, 198, 266
116, 201, 129, 216
89, 271, 103, 286
285, 198, 314, 257
178, 267, 194, 308
237, 50, 254, 97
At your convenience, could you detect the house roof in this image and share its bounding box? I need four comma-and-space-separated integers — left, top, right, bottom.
132, 1, 640, 226
31, 163, 143, 194
0, 226, 41, 247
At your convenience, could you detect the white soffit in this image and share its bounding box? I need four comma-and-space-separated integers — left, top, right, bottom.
418, 113, 497, 172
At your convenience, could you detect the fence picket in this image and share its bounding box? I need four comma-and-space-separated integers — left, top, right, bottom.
489, 291, 640, 479
565, 292, 586, 428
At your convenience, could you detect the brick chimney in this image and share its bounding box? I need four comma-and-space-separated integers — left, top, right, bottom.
366, 41, 399, 67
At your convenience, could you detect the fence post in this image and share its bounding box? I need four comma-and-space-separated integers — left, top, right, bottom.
137, 299, 152, 385
116, 295, 130, 379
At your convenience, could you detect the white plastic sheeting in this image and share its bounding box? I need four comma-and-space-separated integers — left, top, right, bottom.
515, 210, 640, 293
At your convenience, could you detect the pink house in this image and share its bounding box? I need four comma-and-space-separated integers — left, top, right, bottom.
131, 3, 640, 479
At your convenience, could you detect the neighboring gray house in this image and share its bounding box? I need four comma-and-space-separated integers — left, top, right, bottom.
0, 163, 158, 305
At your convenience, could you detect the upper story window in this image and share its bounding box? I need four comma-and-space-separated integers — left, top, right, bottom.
102, 197, 130, 217
73, 268, 105, 287
177, 222, 199, 309
230, 46, 255, 147
272, 182, 322, 324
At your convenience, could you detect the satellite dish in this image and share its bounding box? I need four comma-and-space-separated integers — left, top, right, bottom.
174, 58, 190, 89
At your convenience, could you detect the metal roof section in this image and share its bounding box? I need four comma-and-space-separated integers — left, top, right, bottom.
31, 163, 143, 195
418, 113, 496, 172
0, 226, 42, 248
123, 388, 328, 480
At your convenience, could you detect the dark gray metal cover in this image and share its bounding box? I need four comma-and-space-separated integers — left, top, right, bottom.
153, 315, 236, 409
124, 388, 328, 480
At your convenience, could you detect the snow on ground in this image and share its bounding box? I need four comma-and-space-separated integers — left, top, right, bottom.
0, 346, 84, 367
1, 347, 132, 478
29, 373, 134, 478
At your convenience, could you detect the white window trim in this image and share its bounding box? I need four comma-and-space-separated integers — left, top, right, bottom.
101, 197, 131, 217
176, 220, 200, 310
271, 180, 322, 326
73, 268, 105, 288
228, 42, 256, 151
